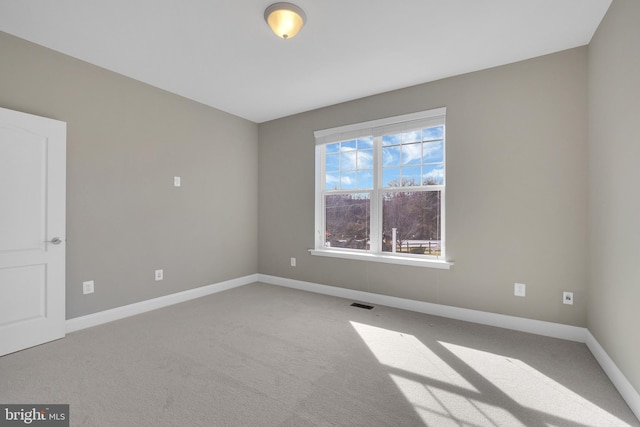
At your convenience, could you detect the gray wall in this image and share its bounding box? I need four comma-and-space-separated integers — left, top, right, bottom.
258, 48, 589, 326
588, 0, 640, 395
0, 32, 259, 319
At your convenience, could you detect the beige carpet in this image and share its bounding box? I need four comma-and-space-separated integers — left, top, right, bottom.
1, 283, 638, 426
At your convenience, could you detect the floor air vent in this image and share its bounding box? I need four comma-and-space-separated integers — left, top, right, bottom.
350, 302, 374, 310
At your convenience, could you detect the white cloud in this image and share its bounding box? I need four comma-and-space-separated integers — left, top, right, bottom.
341, 151, 357, 170
326, 174, 339, 183
402, 130, 421, 143
423, 141, 443, 162
357, 150, 373, 169
402, 143, 422, 165
383, 147, 400, 166
341, 175, 354, 185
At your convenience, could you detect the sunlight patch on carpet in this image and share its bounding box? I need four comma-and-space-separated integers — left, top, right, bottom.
350, 320, 632, 426
350, 322, 477, 392
388, 374, 524, 427
440, 341, 630, 427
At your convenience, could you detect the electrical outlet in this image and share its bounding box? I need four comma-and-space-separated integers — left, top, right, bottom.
155, 269, 163, 281
563, 291, 574, 305
290, 257, 296, 267
173, 176, 181, 187
514, 282, 526, 297
83, 280, 94, 295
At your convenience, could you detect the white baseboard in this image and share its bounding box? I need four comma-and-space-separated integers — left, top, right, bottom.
585, 331, 640, 420
258, 274, 640, 421
257, 274, 587, 342
65, 274, 258, 333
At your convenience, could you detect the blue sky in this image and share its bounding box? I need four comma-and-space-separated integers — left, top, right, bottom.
325, 126, 444, 190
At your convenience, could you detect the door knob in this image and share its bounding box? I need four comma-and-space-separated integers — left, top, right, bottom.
47, 237, 62, 245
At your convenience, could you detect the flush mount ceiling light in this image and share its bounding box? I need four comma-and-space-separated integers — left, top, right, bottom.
264, 3, 306, 39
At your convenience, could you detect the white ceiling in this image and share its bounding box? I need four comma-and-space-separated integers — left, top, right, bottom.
0, 1, 611, 123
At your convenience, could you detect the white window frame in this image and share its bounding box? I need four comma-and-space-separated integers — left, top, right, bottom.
310, 107, 453, 269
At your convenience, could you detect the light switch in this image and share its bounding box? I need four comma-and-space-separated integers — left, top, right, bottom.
83, 280, 95, 295
174, 176, 181, 187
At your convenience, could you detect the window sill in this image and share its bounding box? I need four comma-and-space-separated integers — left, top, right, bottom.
308, 249, 453, 269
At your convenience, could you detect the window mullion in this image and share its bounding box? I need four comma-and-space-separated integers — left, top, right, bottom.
315, 145, 326, 249
369, 135, 382, 254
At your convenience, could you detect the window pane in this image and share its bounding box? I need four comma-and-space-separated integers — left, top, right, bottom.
326, 142, 340, 153
402, 142, 422, 165
423, 164, 444, 185
341, 151, 357, 171
423, 126, 444, 141
382, 191, 441, 256
423, 140, 443, 164
325, 193, 370, 250
382, 134, 401, 146
357, 149, 373, 169
382, 146, 401, 167
326, 172, 340, 190
402, 166, 422, 186
341, 140, 357, 150
326, 139, 377, 190
357, 170, 373, 189
341, 172, 357, 189
326, 153, 340, 172
402, 130, 422, 144
357, 137, 373, 148
382, 167, 401, 187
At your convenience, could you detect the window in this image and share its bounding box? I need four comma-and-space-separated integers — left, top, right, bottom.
311, 108, 451, 269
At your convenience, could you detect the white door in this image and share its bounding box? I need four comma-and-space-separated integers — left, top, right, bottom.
0, 107, 66, 356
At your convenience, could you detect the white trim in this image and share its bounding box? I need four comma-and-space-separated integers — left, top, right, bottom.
258, 274, 584, 341
309, 249, 453, 269
314, 107, 447, 142
314, 143, 323, 250
585, 330, 640, 420
65, 274, 258, 333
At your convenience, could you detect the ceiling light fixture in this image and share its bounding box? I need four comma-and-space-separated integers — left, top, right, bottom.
264, 3, 306, 40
